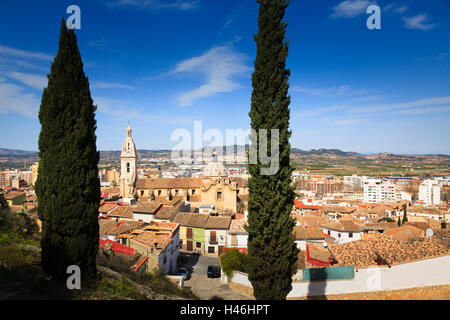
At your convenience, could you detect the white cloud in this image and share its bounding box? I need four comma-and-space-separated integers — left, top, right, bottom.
7, 71, 47, 90
331, 118, 367, 126
331, 0, 373, 18
403, 14, 437, 31
170, 46, 251, 107
0, 44, 53, 61
291, 84, 369, 96
91, 81, 135, 90
0, 79, 40, 118
388, 106, 450, 115
384, 4, 408, 14
108, 0, 199, 10
349, 96, 450, 113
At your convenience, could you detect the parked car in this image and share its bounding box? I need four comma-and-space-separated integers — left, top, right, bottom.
207, 265, 221, 278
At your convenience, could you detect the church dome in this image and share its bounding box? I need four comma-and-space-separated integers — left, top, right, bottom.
204, 151, 226, 177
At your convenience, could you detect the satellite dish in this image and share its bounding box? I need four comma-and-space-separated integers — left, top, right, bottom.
426, 228, 434, 238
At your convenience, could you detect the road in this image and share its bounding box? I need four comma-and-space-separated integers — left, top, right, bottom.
178, 252, 250, 300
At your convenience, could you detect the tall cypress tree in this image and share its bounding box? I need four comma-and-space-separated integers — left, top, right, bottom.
246, 0, 298, 300
36, 20, 100, 280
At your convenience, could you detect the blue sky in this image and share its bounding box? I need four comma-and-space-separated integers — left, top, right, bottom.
0, 0, 449, 154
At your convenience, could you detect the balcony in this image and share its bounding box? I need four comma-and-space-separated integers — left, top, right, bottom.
209, 238, 218, 245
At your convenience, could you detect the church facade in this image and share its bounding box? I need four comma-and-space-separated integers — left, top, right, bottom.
119, 126, 248, 213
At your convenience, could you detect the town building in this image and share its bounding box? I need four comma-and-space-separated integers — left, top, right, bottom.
419, 179, 442, 205
226, 218, 248, 253
363, 178, 397, 203
320, 220, 363, 244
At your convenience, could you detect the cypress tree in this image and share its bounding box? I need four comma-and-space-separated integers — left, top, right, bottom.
402, 204, 408, 225
35, 20, 100, 280
246, 0, 298, 300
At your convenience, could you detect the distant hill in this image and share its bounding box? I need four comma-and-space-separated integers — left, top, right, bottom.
1, 147, 449, 161
0, 148, 38, 157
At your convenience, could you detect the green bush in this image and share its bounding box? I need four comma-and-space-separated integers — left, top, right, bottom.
219, 249, 249, 278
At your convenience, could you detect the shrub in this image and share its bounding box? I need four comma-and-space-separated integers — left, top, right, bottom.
219, 249, 249, 278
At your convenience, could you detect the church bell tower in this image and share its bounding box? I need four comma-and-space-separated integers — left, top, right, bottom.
120, 124, 137, 199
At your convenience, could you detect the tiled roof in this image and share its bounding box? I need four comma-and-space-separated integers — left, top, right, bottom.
386, 225, 425, 242
294, 226, 326, 240
106, 220, 146, 236
135, 178, 203, 189
4, 191, 25, 199
25, 194, 37, 202
295, 214, 330, 228
171, 212, 192, 225
131, 231, 172, 253
154, 206, 179, 220
186, 213, 209, 228
132, 202, 162, 214
322, 205, 357, 214
99, 203, 118, 214
306, 243, 331, 267
107, 206, 134, 218
329, 234, 449, 268
321, 220, 361, 232
205, 216, 232, 230
99, 219, 118, 236
229, 218, 248, 233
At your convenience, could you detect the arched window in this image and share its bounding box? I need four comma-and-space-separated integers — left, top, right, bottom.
127, 163, 130, 173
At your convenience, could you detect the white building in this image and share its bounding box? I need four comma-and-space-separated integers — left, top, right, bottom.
226, 219, 248, 253
320, 221, 363, 244
419, 179, 442, 205
343, 175, 366, 191
363, 178, 396, 203
204, 216, 231, 256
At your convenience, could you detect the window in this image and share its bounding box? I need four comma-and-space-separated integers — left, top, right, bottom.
196, 242, 202, 249
126, 163, 130, 173
192, 189, 195, 195
158, 190, 162, 196
349, 232, 353, 238
208, 246, 215, 254
217, 192, 222, 200
327, 230, 330, 236
141, 190, 144, 196
187, 228, 193, 239
210, 231, 217, 244
175, 189, 179, 196
338, 233, 341, 238
231, 234, 238, 246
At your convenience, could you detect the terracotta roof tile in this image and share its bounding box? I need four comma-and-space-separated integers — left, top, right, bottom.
135, 178, 203, 189
186, 213, 209, 228
229, 218, 248, 233
132, 202, 162, 214
294, 226, 326, 240
329, 234, 449, 268
108, 206, 134, 218
205, 216, 232, 229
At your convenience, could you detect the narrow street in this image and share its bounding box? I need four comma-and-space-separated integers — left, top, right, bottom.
178, 252, 250, 300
